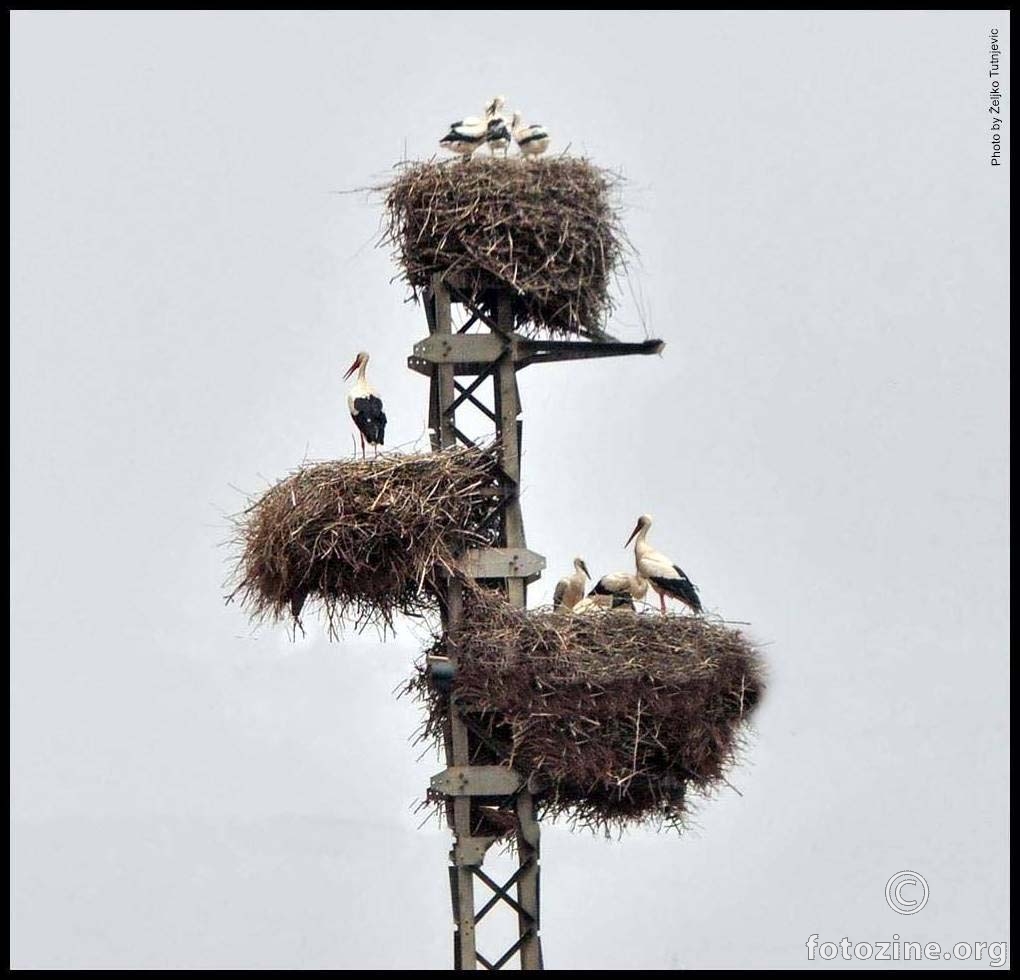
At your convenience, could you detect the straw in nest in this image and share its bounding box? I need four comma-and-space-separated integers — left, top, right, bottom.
228, 447, 502, 636
410, 590, 765, 835
382, 158, 629, 339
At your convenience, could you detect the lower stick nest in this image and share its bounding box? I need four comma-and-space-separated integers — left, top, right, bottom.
410, 589, 765, 835
228, 447, 502, 636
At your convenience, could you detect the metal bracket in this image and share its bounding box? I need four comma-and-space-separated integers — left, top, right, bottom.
459, 547, 546, 581
432, 765, 525, 798
452, 836, 497, 868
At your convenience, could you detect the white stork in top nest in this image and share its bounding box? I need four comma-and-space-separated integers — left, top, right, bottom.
625, 515, 703, 616
343, 351, 387, 459
439, 95, 509, 158
553, 556, 591, 611
510, 112, 550, 158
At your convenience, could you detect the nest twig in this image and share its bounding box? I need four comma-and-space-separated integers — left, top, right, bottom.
381, 157, 630, 339
409, 589, 765, 835
227, 447, 502, 637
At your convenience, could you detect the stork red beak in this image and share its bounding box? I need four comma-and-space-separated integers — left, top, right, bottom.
343, 356, 360, 380
625, 522, 641, 548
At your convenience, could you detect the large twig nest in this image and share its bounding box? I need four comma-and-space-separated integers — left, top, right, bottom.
382, 158, 629, 339
228, 448, 502, 636
410, 590, 765, 834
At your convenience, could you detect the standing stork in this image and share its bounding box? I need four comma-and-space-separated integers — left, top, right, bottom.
343, 351, 387, 459
485, 117, 513, 158
439, 95, 509, 159
510, 112, 550, 159
625, 515, 703, 615
553, 556, 590, 611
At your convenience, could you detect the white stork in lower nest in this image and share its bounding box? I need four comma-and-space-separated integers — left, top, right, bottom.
343, 351, 387, 459
625, 514, 703, 616
572, 593, 636, 614
510, 112, 550, 158
553, 557, 590, 611
588, 570, 649, 609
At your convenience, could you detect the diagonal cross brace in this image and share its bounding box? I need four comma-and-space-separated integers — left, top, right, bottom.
474, 865, 534, 924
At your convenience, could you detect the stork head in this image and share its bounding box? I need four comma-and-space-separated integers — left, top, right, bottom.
625, 514, 652, 547
574, 556, 590, 579
510, 111, 522, 129
343, 351, 369, 380
485, 94, 506, 117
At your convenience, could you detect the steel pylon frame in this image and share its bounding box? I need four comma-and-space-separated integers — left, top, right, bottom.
410, 275, 663, 971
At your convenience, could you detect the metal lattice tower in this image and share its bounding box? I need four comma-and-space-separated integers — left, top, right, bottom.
409, 275, 662, 970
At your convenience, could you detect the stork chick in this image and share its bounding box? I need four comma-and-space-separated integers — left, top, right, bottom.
625, 515, 702, 616
439, 117, 488, 157
439, 95, 509, 158
553, 556, 590, 611
485, 117, 513, 158
343, 351, 387, 459
588, 571, 649, 607
510, 112, 550, 158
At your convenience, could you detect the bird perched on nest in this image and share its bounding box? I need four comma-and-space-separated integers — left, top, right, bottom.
485, 117, 513, 158
625, 515, 703, 616
588, 570, 649, 609
510, 112, 550, 158
343, 351, 387, 459
553, 556, 591, 611
572, 593, 635, 614
439, 95, 509, 158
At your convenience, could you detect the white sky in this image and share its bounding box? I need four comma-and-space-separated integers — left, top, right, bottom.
12, 10, 1010, 970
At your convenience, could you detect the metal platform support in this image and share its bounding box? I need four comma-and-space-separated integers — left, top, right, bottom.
411, 275, 663, 971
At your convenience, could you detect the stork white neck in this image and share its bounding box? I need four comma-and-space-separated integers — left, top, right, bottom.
346, 353, 375, 400
629, 517, 654, 562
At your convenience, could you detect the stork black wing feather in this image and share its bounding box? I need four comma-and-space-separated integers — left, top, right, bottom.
649, 568, 703, 613
352, 395, 387, 445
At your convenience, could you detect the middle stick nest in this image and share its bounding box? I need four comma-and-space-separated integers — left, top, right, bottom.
411, 590, 765, 835
228, 447, 503, 635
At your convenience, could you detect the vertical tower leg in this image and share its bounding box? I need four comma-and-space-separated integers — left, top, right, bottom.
494, 292, 542, 970
428, 277, 542, 970
433, 279, 478, 970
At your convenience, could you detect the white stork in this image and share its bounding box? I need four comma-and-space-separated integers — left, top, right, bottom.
439, 95, 508, 158
485, 117, 513, 158
439, 117, 488, 157
343, 351, 387, 459
510, 112, 550, 158
625, 514, 703, 616
484, 95, 508, 128
553, 556, 590, 611
573, 592, 636, 614
588, 570, 649, 608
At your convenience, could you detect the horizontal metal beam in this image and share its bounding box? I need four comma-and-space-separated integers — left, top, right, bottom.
409, 335, 664, 378
516, 337, 665, 368
460, 548, 546, 581
432, 766, 525, 798
414, 333, 509, 365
